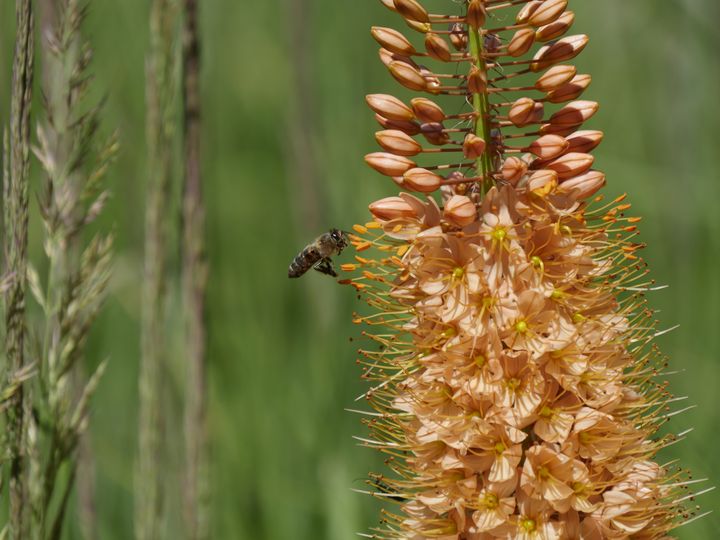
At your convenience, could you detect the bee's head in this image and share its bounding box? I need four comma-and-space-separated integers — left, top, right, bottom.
330, 228, 348, 248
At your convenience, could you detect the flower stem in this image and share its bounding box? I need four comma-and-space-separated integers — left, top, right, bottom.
468, 26, 494, 197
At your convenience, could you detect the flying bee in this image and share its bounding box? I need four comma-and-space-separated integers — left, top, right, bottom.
288, 228, 348, 279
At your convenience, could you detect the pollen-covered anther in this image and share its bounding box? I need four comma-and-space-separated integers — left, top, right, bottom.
528, 134, 569, 160
371, 26, 416, 56
509, 97, 544, 127
410, 97, 445, 123
463, 133, 486, 159
403, 167, 442, 192
366, 94, 415, 122
375, 129, 423, 156
467, 0, 486, 30
530, 34, 589, 72
528, 0, 568, 27
536, 10, 575, 42
365, 152, 416, 176
388, 61, 427, 91
545, 152, 594, 180
535, 64, 577, 91
444, 195, 477, 227
501, 156, 529, 185
508, 28, 536, 58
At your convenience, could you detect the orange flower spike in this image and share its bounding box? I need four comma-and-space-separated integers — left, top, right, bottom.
348, 0, 704, 537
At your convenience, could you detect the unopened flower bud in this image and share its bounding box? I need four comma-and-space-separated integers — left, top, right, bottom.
501, 156, 528, 185
510, 98, 543, 127
366, 94, 415, 122
421, 123, 450, 146
535, 65, 576, 91
375, 113, 421, 135
449, 23, 468, 51
549, 100, 598, 127
508, 28, 536, 58
393, 0, 429, 23
566, 130, 603, 153
530, 35, 588, 72
529, 0, 568, 27
410, 98, 445, 123
403, 167, 442, 192
536, 10, 575, 42
467, 0, 486, 30
527, 169, 559, 195
558, 169, 605, 199
371, 26, 416, 56
425, 33, 452, 62
378, 48, 418, 68
369, 196, 419, 220
547, 74, 591, 103
444, 195, 477, 227
389, 61, 427, 91
463, 134, 486, 159
467, 65, 487, 94
528, 134, 569, 160
365, 152, 416, 176
545, 152, 594, 180
376, 130, 423, 156
516, 0, 543, 24
379, 0, 397, 12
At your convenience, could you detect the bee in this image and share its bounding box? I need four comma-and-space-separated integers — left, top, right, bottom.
288, 228, 348, 279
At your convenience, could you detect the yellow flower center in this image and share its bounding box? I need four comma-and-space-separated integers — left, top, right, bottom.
573, 482, 586, 495
452, 266, 465, 279
515, 320, 529, 333
474, 354, 486, 368
494, 442, 506, 455
481, 492, 499, 510
573, 312, 586, 324
491, 226, 507, 242
442, 327, 457, 339
531, 255, 542, 268
551, 289, 564, 300
506, 377, 522, 391
539, 406, 553, 418
579, 432, 591, 444
520, 518, 537, 532
538, 466, 550, 480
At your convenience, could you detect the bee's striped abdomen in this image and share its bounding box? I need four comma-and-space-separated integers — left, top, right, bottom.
288, 245, 320, 278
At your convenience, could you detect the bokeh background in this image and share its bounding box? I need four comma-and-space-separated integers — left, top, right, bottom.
1, 0, 719, 538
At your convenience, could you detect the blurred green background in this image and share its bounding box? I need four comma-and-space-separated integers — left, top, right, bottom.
1, 0, 719, 538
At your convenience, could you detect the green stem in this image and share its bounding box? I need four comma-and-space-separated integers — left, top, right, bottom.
468, 26, 494, 197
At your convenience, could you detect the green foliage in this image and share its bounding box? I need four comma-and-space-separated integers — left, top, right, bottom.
1, 0, 718, 537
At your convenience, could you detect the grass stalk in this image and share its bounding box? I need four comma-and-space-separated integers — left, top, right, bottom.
136, 1, 179, 538
181, 0, 210, 538
2, 0, 35, 537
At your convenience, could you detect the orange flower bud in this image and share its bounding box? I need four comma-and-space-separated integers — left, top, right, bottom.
528, 134, 569, 160
378, 48, 418, 68
467, 0, 486, 30
410, 98, 445, 123
420, 122, 450, 146
558, 169, 606, 199
550, 100, 599, 127
545, 152, 594, 180
467, 65, 487, 94
403, 167, 442, 192
527, 169, 559, 195
529, 0, 567, 27
516, 0, 543, 24
536, 10, 575, 42
501, 156, 529, 185
369, 196, 419, 220
365, 152, 416, 176
508, 28, 536, 58
444, 195, 477, 226
530, 34, 588, 72
424, 33, 452, 62
547, 73, 591, 103
393, 0, 429, 23
388, 61, 427, 91
463, 133, 486, 159
371, 26, 416, 56
366, 94, 415, 122
375, 113, 421, 135
379, 0, 397, 11
449, 23, 467, 51
375, 130, 423, 156
509, 98, 543, 127
535, 65, 576, 91
566, 130, 604, 153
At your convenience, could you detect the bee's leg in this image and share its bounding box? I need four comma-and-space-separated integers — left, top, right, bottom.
314, 257, 337, 277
